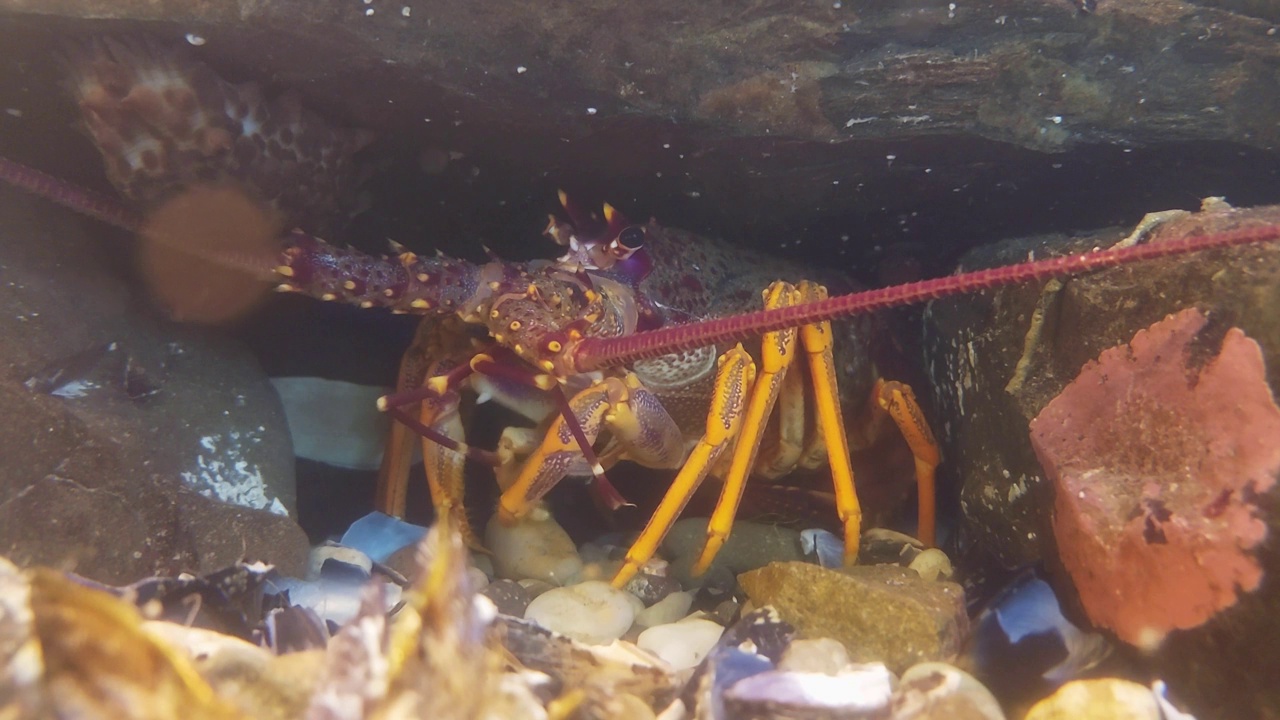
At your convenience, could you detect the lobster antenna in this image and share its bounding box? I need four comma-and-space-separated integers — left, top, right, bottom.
571, 223, 1280, 372
0, 156, 281, 282
0, 155, 140, 231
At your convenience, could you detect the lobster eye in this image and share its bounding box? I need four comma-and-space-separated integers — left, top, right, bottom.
618, 225, 645, 250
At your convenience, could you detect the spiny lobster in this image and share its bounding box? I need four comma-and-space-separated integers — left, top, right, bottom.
3, 37, 1279, 590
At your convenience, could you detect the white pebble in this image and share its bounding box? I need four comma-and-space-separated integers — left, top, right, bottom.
524, 581, 637, 645
635, 591, 694, 628
637, 618, 724, 670
485, 508, 583, 585
467, 566, 490, 592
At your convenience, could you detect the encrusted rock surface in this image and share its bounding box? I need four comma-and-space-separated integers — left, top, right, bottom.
2, 1, 1280, 273
1031, 308, 1279, 646
738, 562, 968, 675
4, 0, 1279, 153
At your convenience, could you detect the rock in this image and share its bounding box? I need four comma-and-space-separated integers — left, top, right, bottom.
0, 185, 307, 583
738, 562, 968, 675
635, 590, 694, 629
624, 571, 680, 606
922, 203, 1280, 572
1023, 679, 1162, 720
664, 518, 807, 589
485, 507, 583, 585
523, 581, 637, 645
482, 579, 532, 617
517, 578, 556, 599
892, 663, 1006, 720
923, 204, 1280, 718
857, 529, 928, 567
779, 638, 853, 675
1031, 308, 1280, 648
636, 617, 725, 671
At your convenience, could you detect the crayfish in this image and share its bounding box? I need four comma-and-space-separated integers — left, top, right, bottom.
3, 37, 1278, 590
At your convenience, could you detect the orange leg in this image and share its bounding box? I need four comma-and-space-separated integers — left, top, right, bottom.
612, 345, 756, 588
376, 318, 484, 549
691, 282, 800, 576
873, 378, 940, 547
795, 281, 864, 565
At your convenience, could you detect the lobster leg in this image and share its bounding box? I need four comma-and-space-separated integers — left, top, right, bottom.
691, 281, 802, 576
871, 378, 940, 547
376, 318, 485, 550
612, 345, 756, 588
797, 280, 865, 565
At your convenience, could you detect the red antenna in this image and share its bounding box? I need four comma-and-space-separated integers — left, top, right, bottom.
0, 156, 140, 232
571, 223, 1280, 372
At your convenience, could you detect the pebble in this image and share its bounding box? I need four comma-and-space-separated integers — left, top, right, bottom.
482, 579, 532, 617
485, 507, 583, 585
663, 518, 806, 588
636, 617, 725, 670
467, 566, 490, 592
858, 528, 927, 566
523, 580, 636, 645
517, 578, 556, 598
894, 662, 1006, 719
634, 590, 694, 628
625, 571, 680, 605
1023, 678, 1163, 719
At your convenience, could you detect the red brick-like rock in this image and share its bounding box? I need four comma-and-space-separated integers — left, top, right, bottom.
1030, 308, 1280, 647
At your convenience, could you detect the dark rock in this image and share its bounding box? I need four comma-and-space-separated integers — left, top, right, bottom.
738, 562, 968, 675
922, 201, 1280, 719
624, 571, 681, 606
2, 2, 1280, 280
922, 201, 1280, 568
482, 579, 532, 617
664, 518, 807, 589
0, 182, 308, 583
4, 0, 1278, 155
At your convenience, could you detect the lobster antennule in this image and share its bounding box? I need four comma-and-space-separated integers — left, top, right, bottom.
569, 223, 1280, 372
277, 230, 483, 313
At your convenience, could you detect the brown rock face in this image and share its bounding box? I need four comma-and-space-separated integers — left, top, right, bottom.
1031, 308, 1280, 647
738, 562, 968, 675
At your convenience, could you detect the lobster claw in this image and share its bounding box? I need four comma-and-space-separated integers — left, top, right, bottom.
495, 373, 684, 526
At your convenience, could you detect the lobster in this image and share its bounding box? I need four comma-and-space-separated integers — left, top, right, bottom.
4, 37, 1279, 590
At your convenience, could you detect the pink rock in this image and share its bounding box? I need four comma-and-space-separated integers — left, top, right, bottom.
1030, 308, 1280, 647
